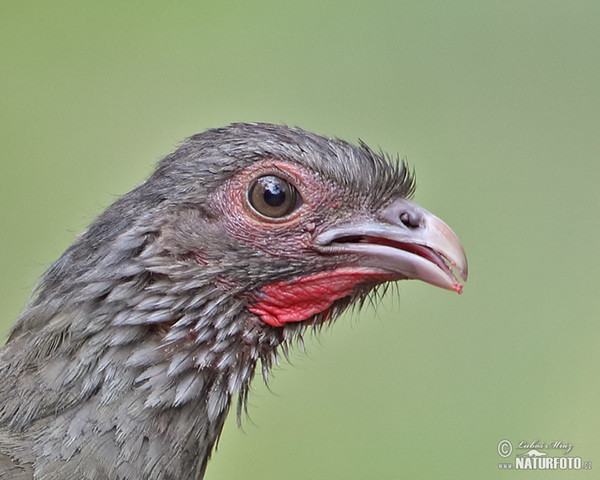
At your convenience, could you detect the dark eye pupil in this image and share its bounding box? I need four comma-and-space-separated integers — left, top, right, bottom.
263, 181, 286, 207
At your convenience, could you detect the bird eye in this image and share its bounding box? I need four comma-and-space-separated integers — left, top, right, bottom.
248, 175, 300, 218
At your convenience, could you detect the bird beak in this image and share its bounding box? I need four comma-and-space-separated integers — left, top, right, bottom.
314, 199, 468, 293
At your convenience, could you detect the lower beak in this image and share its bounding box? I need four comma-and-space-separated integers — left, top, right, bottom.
314, 199, 468, 293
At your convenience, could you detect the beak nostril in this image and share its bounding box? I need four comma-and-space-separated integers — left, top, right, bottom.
400, 211, 421, 229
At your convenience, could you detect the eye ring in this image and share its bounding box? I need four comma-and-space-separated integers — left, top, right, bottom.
248, 175, 302, 219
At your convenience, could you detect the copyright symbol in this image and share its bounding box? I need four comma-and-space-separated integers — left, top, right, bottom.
498, 440, 512, 458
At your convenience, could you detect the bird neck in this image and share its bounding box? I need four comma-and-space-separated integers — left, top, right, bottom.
87, 279, 286, 479
2, 237, 291, 479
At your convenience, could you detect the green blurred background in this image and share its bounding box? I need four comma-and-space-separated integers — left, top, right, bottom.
1, 1, 599, 478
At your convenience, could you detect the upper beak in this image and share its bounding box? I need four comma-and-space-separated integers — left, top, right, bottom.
314, 199, 468, 293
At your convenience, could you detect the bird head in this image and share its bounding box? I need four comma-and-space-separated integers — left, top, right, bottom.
150, 123, 467, 328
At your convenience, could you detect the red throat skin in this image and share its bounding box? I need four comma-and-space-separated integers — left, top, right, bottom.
248, 267, 391, 327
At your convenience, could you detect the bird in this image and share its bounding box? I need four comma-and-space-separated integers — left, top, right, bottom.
0, 123, 467, 479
